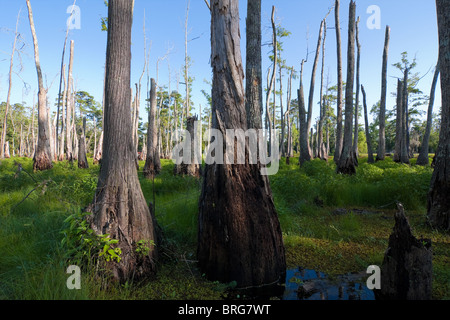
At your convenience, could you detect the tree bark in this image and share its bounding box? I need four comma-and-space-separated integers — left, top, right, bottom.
26, 0, 53, 171
401, 71, 410, 164
298, 60, 310, 165
245, 1, 262, 130
78, 117, 88, 169
87, 0, 158, 283
417, 60, 440, 166
337, 0, 356, 175
427, 0, 450, 231
307, 20, 324, 157
66, 40, 75, 162
394, 79, 404, 162
334, 0, 344, 163
361, 85, 374, 163
318, 20, 327, 161
198, 0, 286, 290
143, 78, 161, 179
352, 17, 361, 163
377, 26, 390, 161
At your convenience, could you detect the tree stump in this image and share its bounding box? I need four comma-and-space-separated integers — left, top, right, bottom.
173, 116, 201, 178
375, 203, 432, 300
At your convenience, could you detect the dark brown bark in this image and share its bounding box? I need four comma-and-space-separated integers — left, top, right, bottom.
375, 203, 432, 300
198, 0, 286, 290
427, 0, 450, 231
86, 0, 158, 283
78, 117, 88, 169
417, 60, 440, 166
361, 85, 374, 163
143, 78, 161, 179
26, 0, 53, 171
377, 26, 390, 161
337, 0, 356, 175
393, 79, 404, 162
401, 71, 410, 164
245, 0, 262, 130
334, 0, 344, 163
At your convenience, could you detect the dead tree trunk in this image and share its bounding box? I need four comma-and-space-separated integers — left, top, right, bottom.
298, 59, 310, 165
394, 79, 403, 162
307, 20, 324, 157
198, 0, 286, 290
375, 203, 432, 300
86, 0, 158, 283
352, 17, 361, 163
78, 117, 88, 169
334, 0, 344, 163
174, 116, 200, 177
66, 40, 75, 162
361, 85, 374, 163
427, 0, 450, 231
401, 71, 410, 164
417, 60, 440, 166
1, 9, 21, 159
143, 78, 161, 179
26, 0, 53, 171
318, 20, 327, 161
337, 0, 356, 175
377, 26, 390, 161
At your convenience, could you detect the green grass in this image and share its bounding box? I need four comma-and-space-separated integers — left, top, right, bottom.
0, 155, 448, 300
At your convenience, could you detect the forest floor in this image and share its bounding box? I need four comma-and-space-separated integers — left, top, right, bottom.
0, 156, 448, 300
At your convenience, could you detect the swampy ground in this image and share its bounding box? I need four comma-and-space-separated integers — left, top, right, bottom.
0, 156, 448, 300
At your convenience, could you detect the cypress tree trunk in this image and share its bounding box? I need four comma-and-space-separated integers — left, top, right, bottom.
334, 0, 344, 163
307, 20, 324, 157
401, 71, 410, 164
298, 59, 310, 165
427, 0, 450, 231
143, 78, 161, 179
352, 17, 361, 163
361, 85, 374, 163
86, 0, 158, 282
394, 79, 404, 162
26, 0, 53, 171
417, 60, 440, 166
377, 26, 390, 161
337, 0, 356, 175
198, 0, 286, 289
66, 40, 75, 162
78, 117, 88, 169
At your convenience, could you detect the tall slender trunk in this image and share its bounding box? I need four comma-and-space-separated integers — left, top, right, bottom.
87, 0, 158, 282
78, 117, 88, 169
307, 20, 324, 157
377, 26, 390, 161
143, 78, 161, 178
401, 70, 410, 164
298, 59, 310, 165
198, 0, 286, 289
417, 61, 440, 165
66, 41, 75, 161
334, 0, 344, 163
1, 9, 21, 159
318, 20, 327, 161
26, 0, 53, 171
337, 0, 356, 175
394, 79, 404, 162
361, 85, 374, 163
352, 17, 361, 163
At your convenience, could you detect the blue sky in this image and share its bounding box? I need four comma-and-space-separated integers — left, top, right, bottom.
0, 0, 441, 125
